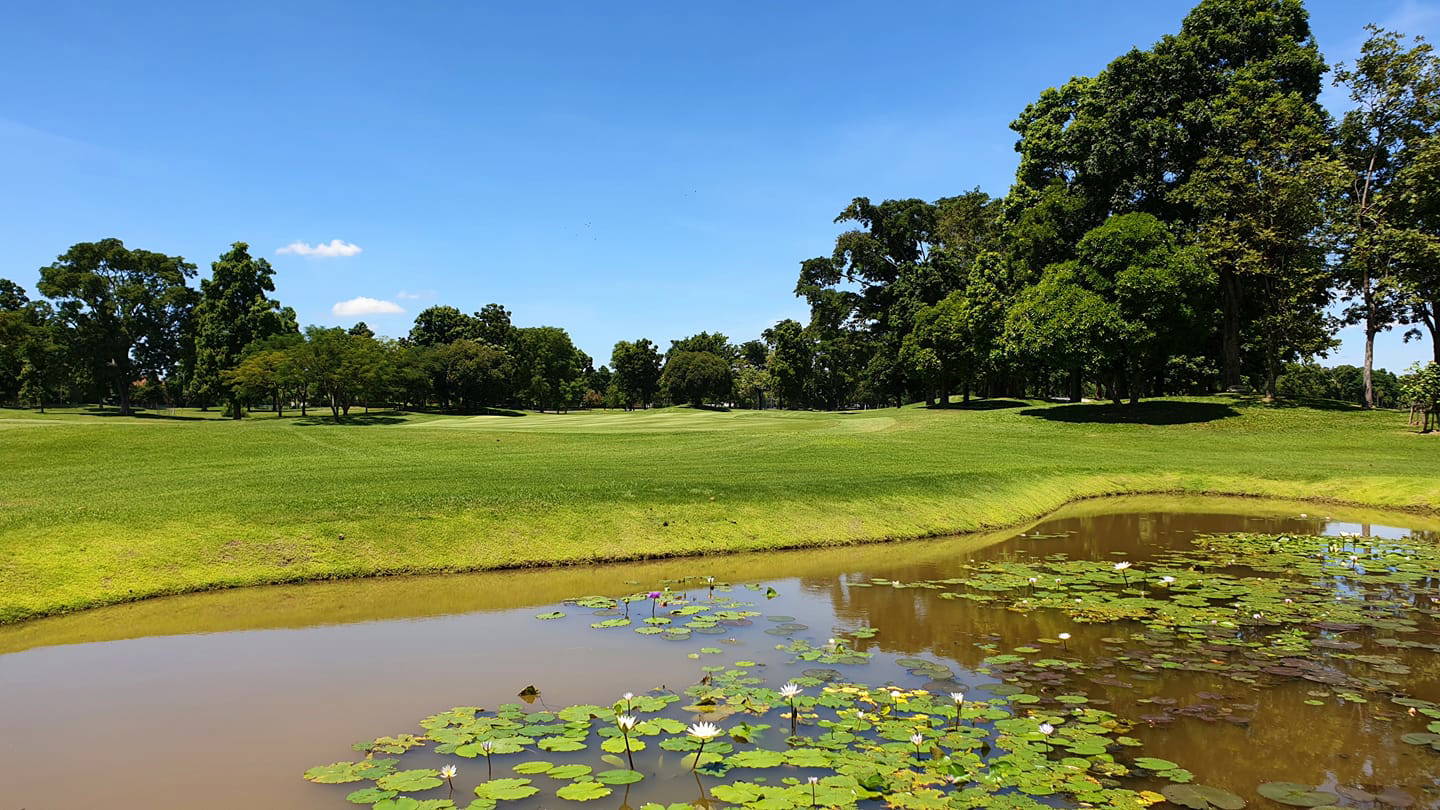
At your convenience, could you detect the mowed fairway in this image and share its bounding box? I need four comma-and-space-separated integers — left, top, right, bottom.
0, 398, 1435, 623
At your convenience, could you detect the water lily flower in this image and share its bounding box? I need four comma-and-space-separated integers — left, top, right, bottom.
808, 775, 819, 804
440, 764, 457, 794
1160, 576, 1176, 585
687, 721, 723, 770
1113, 561, 1132, 586
949, 692, 965, 727
910, 731, 925, 757
480, 740, 494, 778
779, 682, 803, 733
1058, 631, 1071, 650
616, 714, 638, 768
1038, 723, 1054, 736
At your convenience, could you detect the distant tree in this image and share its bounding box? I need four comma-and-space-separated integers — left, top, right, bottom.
348, 321, 375, 338
514, 326, 586, 412
224, 348, 294, 416
473, 303, 516, 348
37, 238, 196, 414
1400, 361, 1440, 431
668, 332, 735, 361
763, 319, 811, 409
610, 338, 663, 409
662, 350, 732, 407
189, 242, 291, 418
434, 339, 509, 411
408, 305, 474, 347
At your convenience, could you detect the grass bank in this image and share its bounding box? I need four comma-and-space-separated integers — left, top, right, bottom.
1, 396, 1435, 624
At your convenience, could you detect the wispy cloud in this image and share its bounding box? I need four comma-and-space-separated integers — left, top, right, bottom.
277, 239, 363, 258
395, 289, 433, 300
332, 296, 404, 316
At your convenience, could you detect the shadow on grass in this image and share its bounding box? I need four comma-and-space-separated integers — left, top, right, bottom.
1021, 400, 1240, 425
291, 412, 410, 426
929, 398, 1029, 411
81, 407, 211, 421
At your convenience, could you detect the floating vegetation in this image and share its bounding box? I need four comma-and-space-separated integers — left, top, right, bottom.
308, 535, 1440, 808
308, 674, 1192, 809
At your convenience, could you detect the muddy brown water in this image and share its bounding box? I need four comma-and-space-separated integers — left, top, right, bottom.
2, 495, 1438, 809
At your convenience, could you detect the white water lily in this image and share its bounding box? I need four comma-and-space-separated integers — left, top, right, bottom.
1038, 723, 1055, 735
1113, 561, 1132, 571
1160, 576, 1176, 584
1057, 632, 1071, 640
808, 776, 820, 784
910, 732, 925, 745
621, 692, 634, 701
949, 692, 965, 704
480, 740, 494, 752
779, 682, 802, 699
687, 721, 722, 740
440, 765, 457, 779
616, 714, 637, 731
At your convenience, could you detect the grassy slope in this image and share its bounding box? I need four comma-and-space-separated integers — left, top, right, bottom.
0, 397, 1434, 623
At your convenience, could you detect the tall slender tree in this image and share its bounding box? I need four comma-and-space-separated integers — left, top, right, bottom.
189, 242, 291, 417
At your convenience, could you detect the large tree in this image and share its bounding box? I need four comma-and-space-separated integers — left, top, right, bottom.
37, 238, 196, 414
661, 350, 732, 407
1332, 26, 1440, 406
189, 242, 291, 417
514, 326, 587, 412
611, 339, 663, 409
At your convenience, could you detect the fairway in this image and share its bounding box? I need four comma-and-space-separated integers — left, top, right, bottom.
0, 397, 1436, 624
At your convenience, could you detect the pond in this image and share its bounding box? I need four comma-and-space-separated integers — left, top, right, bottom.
2, 495, 1438, 809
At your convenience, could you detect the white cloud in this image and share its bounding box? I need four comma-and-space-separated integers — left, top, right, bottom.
395, 289, 433, 300
331, 296, 404, 316
277, 239, 363, 258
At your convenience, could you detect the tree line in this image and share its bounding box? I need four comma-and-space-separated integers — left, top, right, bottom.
2, 0, 1439, 417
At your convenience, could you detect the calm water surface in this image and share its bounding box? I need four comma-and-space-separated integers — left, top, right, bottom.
2, 496, 1437, 808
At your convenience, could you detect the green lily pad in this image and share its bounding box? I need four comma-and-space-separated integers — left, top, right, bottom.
593, 769, 645, 785
556, 781, 613, 801
472, 778, 540, 801
1162, 784, 1247, 809
376, 769, 443, 792
1256, 782, 1338, 807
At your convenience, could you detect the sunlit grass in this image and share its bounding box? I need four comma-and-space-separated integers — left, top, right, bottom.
0, 396, 1434, 623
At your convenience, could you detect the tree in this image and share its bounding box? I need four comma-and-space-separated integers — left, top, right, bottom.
1394, 134, 1440, 363
1003, 214, 1212, 403
434, 339, 510, 411
37, 238, 196, 414
763, 319, 812, 409
668, 332, 735, 361
408, 305, 474, 347
473, 303, 516, 348
1400, 361, 1440, 431
610, 338, 663, 409
1332, 26, 1440, 406
662, 350, 732, 407
189, 242, 291, 418
348, 321, 375, 338
514, 326, 586, 412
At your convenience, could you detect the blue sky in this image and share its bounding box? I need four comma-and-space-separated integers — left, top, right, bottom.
2, 1, 1437, 371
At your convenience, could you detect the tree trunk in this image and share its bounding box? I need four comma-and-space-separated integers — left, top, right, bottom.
1068, 369, 1082, 403
1362, 266, 1376, 409
1220, 269, 1243, 389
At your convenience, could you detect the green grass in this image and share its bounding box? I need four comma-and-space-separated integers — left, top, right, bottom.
1, 396, 1435, 624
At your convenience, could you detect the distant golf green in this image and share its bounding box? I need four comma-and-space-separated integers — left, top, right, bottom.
1, 397, 1434, 623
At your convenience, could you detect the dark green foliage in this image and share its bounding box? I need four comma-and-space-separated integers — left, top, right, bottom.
36, 238, 197, 414
661, 351, 732, 407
